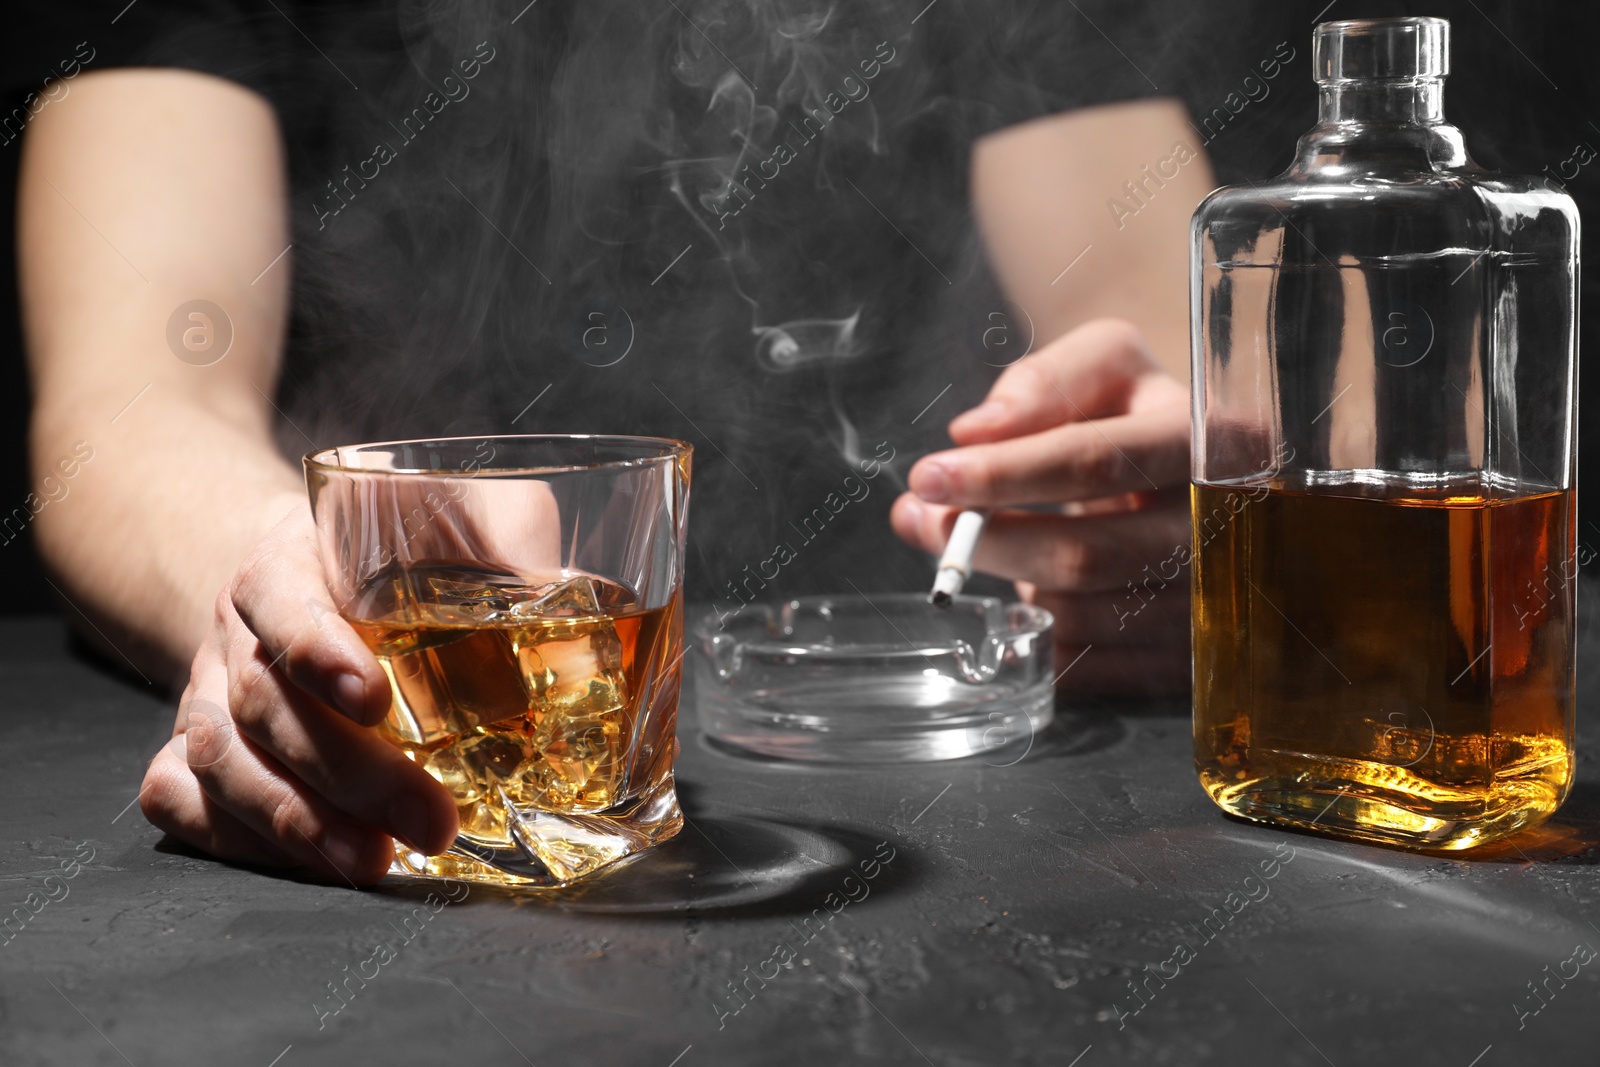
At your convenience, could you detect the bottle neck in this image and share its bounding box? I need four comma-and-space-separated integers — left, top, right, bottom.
1318, 79, 1444, 124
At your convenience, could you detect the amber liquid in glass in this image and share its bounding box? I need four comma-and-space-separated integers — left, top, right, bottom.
1192, 480, 1575, 849
346, 563, 682, 885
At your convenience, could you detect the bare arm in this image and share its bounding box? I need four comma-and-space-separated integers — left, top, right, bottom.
21, 70, 456, 879
20, 69, 303, 683
970, 97, 1213, 381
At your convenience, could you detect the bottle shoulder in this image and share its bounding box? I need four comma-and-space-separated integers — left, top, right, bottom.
1193, 169, 1578, 265
1194, 168, 1576, 221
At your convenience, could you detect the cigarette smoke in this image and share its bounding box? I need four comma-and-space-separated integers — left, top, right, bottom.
274, 0, 1029, 602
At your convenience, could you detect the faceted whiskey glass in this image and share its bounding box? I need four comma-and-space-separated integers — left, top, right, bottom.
305, 435, 692, 887
1190, 18, 1579, 849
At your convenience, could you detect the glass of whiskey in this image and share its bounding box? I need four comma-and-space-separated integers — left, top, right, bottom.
304, 435, 692, 887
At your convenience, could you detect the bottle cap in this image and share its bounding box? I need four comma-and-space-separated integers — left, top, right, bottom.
1314, 17, 1449, 84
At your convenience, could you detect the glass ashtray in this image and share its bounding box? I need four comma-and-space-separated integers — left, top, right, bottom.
692, 593, 1055, 762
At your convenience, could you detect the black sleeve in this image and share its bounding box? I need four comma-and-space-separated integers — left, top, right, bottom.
4, 3, 292, 116
0, 2, 398, 156
923, 0, 1287, 144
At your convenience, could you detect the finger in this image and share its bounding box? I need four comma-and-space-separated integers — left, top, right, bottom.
141, 736, 297, 869
1051, 642, 1190, 696
891, 492, 1191, 592
909, 408, 1189, 508
229, 505, 390, 726
227, 642, 459, 854
950, 319, 1165, 444
183, 694, 394, 885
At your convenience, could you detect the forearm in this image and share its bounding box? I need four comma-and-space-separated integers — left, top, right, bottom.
31, 387, 301, 685
971, 98, 1216, 381
18, 71, 301, 686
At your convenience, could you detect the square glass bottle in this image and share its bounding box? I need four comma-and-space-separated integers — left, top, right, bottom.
1189, 17, 1579, 849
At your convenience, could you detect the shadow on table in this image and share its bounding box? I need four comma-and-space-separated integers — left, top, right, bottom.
371, 783, 924, 918
522, 823, 915, 919
155, 807, 922, 919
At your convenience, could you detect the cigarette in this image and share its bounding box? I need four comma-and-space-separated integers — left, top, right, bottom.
928, 509, 988, 609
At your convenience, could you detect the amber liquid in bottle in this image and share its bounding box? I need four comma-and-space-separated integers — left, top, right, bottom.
1192, 479, 1575, 849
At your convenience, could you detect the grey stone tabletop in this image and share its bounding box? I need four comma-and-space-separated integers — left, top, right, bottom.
4, 586, 1600, 1067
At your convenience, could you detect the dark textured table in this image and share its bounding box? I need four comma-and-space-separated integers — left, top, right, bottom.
5, 585, 1600, 1067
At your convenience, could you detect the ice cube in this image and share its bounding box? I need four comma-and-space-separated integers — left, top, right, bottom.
458, 729, 528, 782
502, 610, 631, 811
459, 702, 625, 813
531, 710, 623, 806
423, 567, 536, 620
517, 630, 626, 712
508, 576, 604, 619
421, 745, 485, 806
387, 571, 635, 815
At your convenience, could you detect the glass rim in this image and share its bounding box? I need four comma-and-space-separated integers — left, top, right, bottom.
1315, 16, 1448, 31
303, 433, 693, 478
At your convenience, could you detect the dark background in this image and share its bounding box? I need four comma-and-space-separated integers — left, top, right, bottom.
1, 48, 36, 612
2, 0, 1597, 615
